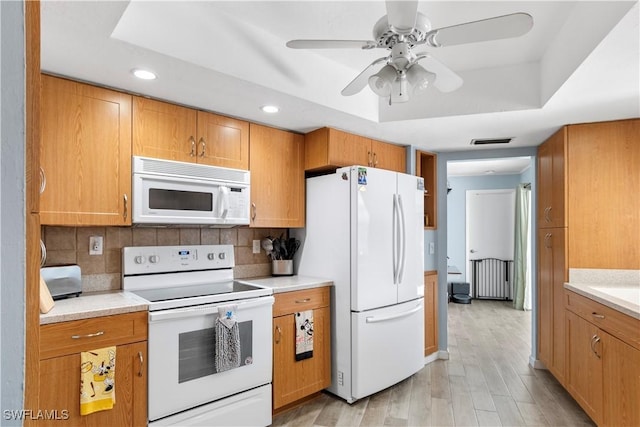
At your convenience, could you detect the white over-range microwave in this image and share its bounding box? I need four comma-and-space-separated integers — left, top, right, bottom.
132, 156, 251, 227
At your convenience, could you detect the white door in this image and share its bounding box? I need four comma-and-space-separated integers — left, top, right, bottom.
396, 173, 425, 303
351, 166, 397, 312
465, 189, 515, 288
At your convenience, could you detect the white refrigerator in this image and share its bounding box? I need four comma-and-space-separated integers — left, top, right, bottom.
294, 165, 425, 403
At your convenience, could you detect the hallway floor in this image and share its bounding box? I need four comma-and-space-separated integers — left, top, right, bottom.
271, 299, 594, 426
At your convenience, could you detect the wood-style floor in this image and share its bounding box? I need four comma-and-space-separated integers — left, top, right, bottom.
272, 300, 595, 426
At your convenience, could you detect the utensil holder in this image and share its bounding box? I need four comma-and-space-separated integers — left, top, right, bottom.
272, 260, 293, 276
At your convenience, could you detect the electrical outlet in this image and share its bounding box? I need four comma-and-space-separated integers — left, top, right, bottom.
252, 240, 261, 254
429, 242, 435, 255
89, 236, 103, 255
338, 371, 344, 386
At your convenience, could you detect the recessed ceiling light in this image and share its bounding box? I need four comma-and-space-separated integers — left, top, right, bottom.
260, 105, 279, 113
132, 69, 157, 80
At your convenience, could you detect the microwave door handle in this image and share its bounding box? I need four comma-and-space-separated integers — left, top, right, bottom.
219, 186, 230, 219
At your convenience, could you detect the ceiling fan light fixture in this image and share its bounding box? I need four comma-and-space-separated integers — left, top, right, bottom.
368, 64, 397, 97
406, 64, 435, 93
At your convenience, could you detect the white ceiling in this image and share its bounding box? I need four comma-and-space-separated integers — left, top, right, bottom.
40, 1, 639, 153
447, 157, 532, 177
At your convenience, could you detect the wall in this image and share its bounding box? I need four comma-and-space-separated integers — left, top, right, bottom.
0, 1, 26, 421
42, 226, 283, 291
446, 173, 525, 283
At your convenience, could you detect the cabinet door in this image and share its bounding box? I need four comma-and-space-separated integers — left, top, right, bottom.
249, 124, 304, 228
567, 119, 640, 270
132, 97, 197, 162
537, 227, 567, 381
371, 139, 406, 172
602, 332, 640, 427
565, 311, 603, 425
272, 306, 331, 410
40, 75, 132, 226
38, 342, 147, 427
424, 272, 438, 356
196, 111, 249, 170
327, 128, 371, 167
537, 128, 566, 228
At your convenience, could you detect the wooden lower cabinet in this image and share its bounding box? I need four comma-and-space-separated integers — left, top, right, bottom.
424, 271, 438, 356
565, 290, 640, 426
272, 287, 331, 411
38, 312, 147, 426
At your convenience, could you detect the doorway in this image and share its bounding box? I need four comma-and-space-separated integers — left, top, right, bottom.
465, 189, 516, 298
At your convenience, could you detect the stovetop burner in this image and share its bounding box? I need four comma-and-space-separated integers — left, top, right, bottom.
131, 281, 265, 303
122, 244, 273, 311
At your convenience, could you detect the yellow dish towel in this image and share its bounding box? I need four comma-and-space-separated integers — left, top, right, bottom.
80, 346, 116, 415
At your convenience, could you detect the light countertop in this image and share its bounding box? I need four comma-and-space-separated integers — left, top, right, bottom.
239, 275, 333, 293
39, 276, 332, 324
564, 268, 640, 320
40, 290, 148, 325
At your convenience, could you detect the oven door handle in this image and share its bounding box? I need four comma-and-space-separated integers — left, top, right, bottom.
148, 296, 275, 322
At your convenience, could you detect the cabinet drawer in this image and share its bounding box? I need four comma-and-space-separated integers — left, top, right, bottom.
565, 290, 640, 351
40, 311, 148, 360
273, 287, 330, 317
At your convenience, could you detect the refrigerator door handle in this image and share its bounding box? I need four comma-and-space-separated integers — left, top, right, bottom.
397, 194, 407, 284
365, 303, 422, 323
392, 194, 399, 284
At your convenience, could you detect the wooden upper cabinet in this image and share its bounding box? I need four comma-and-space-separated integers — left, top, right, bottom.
196, 111, 249, 170
40, 75, 132, 226
133, 97, 249, 170
305, 127, 406, 173
133, 97, 196, 162
249, 123, 305, 228
537, 127, 567, 228
567, 119, 640, 270
371, 139, 406, 172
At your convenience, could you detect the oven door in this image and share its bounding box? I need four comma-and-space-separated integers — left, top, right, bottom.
147, 296, 274, 422
132, 172, 250, 226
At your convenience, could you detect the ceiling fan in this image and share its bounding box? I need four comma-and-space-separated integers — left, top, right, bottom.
286, 1, 533, 104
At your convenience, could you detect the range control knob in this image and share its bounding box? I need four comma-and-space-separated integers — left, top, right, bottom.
207, 253, 215, 261
134, 255, 146, 264
149, 255, 159, 264
218, 252, 226, 260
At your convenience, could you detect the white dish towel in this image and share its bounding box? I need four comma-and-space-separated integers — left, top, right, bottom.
295, 310, 314, 361
215, 304, 241, 372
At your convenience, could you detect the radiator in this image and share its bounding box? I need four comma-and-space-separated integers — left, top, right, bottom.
470, 258, 514, 300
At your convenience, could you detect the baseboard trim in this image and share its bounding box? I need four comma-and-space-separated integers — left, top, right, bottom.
423, 350, 450, 365
529, 356, 546, 370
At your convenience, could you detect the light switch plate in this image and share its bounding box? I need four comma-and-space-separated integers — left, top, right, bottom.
252, 240, 261, 254
429, 242, 435, 255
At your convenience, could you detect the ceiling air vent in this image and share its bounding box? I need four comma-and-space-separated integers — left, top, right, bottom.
470, 138, 513, 145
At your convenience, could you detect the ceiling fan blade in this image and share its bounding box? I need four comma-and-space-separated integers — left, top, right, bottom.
286, 39, 377, 49
417, 54, 463, 93
385, 0, 418, 32
341, 58, 388, 96
428, 13, 533, 47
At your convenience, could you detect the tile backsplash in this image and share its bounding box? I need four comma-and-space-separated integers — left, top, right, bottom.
42, 226, 285, 292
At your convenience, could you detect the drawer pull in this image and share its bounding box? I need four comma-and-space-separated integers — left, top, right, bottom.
71, 331, 104, 340
138, 351, 144, 377
275, 325, 282, 344
591, 312, 605, 319
295, 298, 311, 304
